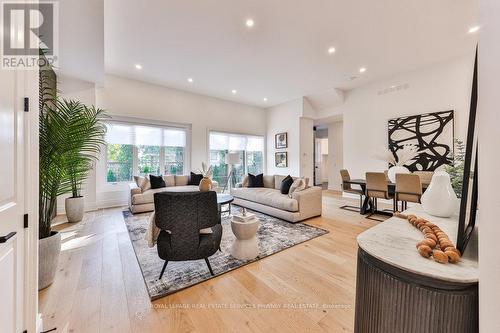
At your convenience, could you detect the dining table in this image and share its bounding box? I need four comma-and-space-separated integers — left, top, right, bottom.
344, 179, 429, 215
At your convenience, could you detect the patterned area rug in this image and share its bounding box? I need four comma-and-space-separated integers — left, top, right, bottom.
122, 208, 328, 300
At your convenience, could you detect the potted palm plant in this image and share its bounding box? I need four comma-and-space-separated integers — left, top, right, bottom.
38, 65, 107, 289
63, 103, 107, 222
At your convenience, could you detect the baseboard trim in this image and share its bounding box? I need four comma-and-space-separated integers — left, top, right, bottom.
97, 198, 128, 210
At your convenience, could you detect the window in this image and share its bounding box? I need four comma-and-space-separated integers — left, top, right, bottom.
106, 144, 133, 182
105, 122, 188, 183
165, 146, 184, 175
137, 145, 160, 176
209, 131, 264, 187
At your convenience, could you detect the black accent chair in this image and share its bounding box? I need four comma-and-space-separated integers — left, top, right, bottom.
154, 191, 222, 279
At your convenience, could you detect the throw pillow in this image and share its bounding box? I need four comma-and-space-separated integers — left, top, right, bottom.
149, 174, 166, 189
188, 172, 203, 185
280, 175, 294, 195
134, 175, 151, 192
288, 178, 306, 197
134, 175, 143, 187
248, 173, 264, 187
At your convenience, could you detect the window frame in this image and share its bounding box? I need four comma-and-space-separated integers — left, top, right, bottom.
99, 117, 191, 188
207, 129, 266, 185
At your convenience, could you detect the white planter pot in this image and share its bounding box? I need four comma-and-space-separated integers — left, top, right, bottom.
421, 171, 458, 217
38, 231, 61, 290
387, 166, 410, 183
65, 196, 84, 223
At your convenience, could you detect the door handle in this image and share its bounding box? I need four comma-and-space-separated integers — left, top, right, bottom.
0, 232, 16, 243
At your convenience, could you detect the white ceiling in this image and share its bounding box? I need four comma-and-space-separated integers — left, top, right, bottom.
104, 0, 478, 108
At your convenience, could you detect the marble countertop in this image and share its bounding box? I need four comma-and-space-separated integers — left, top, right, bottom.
357, 205, 478, 283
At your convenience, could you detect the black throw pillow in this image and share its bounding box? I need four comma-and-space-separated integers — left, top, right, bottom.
149, 174, 166, 189
248, 173, 264, 187
280, 175, 294, 194
188, 172, 203, 185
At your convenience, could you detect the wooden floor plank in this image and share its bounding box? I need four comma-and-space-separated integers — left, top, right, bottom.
39, 191, 382, 332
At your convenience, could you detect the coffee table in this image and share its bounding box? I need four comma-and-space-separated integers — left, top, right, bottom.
216, 193, 234, 215
230, 217, 260, 260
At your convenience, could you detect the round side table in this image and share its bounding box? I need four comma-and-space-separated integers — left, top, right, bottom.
230, 218, 259, 260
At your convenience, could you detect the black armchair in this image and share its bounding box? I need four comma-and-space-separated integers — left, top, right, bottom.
153, 191, 222, 279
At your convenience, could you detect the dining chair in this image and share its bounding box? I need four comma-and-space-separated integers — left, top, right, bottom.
413, 171, 434, 186
339, 169, 364, 212
365, 172, 395, 221
395, 173, 422, 211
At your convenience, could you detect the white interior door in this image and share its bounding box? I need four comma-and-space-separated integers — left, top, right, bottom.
0, 68, 27, 332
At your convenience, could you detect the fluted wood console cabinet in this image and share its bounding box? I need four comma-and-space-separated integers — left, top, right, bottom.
354, 206, 478, 333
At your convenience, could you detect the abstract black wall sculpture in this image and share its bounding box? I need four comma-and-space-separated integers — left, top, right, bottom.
388, 110, 454, 171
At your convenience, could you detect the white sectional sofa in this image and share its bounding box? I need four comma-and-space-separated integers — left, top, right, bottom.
128, 175, 218, 214
231, 175, 322, 223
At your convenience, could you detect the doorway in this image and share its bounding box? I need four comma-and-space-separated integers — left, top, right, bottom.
313, 127, 329, 188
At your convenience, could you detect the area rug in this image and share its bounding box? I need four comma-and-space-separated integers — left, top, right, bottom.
122, 208, 328, 300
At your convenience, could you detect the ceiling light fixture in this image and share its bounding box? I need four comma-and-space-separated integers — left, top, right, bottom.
327, 47, 336, 54
359, 67, 367, 73
246, 19, 254, 27
263, 97, 268, 102
187, 77, 193, 83
231, 89, 237, 94
135, 64, 142, 70
468, 26, 480, 33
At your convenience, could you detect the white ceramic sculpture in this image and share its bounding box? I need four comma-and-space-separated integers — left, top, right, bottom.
387, 165, 410, 183
421, 171, 458, 218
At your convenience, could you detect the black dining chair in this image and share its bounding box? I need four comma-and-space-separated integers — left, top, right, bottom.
154, 191, 222, 279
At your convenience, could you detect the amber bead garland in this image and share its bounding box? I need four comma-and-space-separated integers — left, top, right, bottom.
393, 212, 461, 264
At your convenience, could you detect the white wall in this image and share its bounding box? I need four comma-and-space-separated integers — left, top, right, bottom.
266, 99, 302, 176
478, 0, 500, 330
327, 121, 343, 190
57, 74, 267, 210
299, 117, 314, 182
266, 98, 315, 182
321, 56, 474, 179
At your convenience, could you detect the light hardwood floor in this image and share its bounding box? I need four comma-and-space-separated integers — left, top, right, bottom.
39, 191, 381, 333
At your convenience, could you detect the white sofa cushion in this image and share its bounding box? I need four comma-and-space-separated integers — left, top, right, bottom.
231, 187, 298, 212
175, 175, 189, 186
263, 175, 275, 188
163, 175, 175, 187
131, 185, 199, 205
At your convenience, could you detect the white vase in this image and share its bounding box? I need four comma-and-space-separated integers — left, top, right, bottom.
387, 165, 410, 183
421, 171, 458, 217
65, 196, 85, 222
38, 231, 61, 290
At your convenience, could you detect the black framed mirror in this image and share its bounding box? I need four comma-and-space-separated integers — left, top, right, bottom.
457, 48, 478, 254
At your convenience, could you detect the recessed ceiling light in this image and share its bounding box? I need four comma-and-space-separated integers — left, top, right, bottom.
231, 89, 237, 94
263, 97, 268, 102
135, 64, 142, 70
246, 19, 254, 27
359, 67, 367, 73
187, 77, 193, 83
468, 26, 480, 33
327, 47, 336, 54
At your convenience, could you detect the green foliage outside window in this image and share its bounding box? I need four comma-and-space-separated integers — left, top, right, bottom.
106, 144, 133, 182
138, 145, 160, 176
446, 139, 466, 198
165, 146, 184, 175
